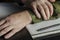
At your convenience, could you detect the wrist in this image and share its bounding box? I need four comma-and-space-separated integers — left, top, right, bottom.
28, 10, 42, 23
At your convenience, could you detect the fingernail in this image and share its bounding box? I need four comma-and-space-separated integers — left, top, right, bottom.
38, 16, 41, 19
47, 15, 50, 20
48, 16, 50, 20
44, 17, 48, 21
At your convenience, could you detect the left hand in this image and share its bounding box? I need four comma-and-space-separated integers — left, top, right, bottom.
30, 0, 56, 20
0, 11, 32, 39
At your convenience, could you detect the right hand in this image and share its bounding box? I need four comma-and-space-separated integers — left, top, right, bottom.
0, 11, 32, 39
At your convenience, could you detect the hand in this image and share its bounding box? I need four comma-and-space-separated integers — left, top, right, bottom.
0, 11, 32, 39
31, 0, 55, 20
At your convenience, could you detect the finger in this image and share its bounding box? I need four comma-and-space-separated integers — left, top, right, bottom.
4, 25, 24, 39
0, 19, 6, 26
37, 3, 48, 20
4, 23, 28, 39
46, 1, 53, 16
32, 4, 41, 19
41, 3, 50, 19
0, 26, 13, 36
4, 29, 18, 39
0, 22, 10, 30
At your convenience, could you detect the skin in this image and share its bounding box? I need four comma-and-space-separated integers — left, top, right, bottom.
0, 10, 32, 39
49, 0, 56, 2
0, 0, 55, 39
31, 0, 55, 20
